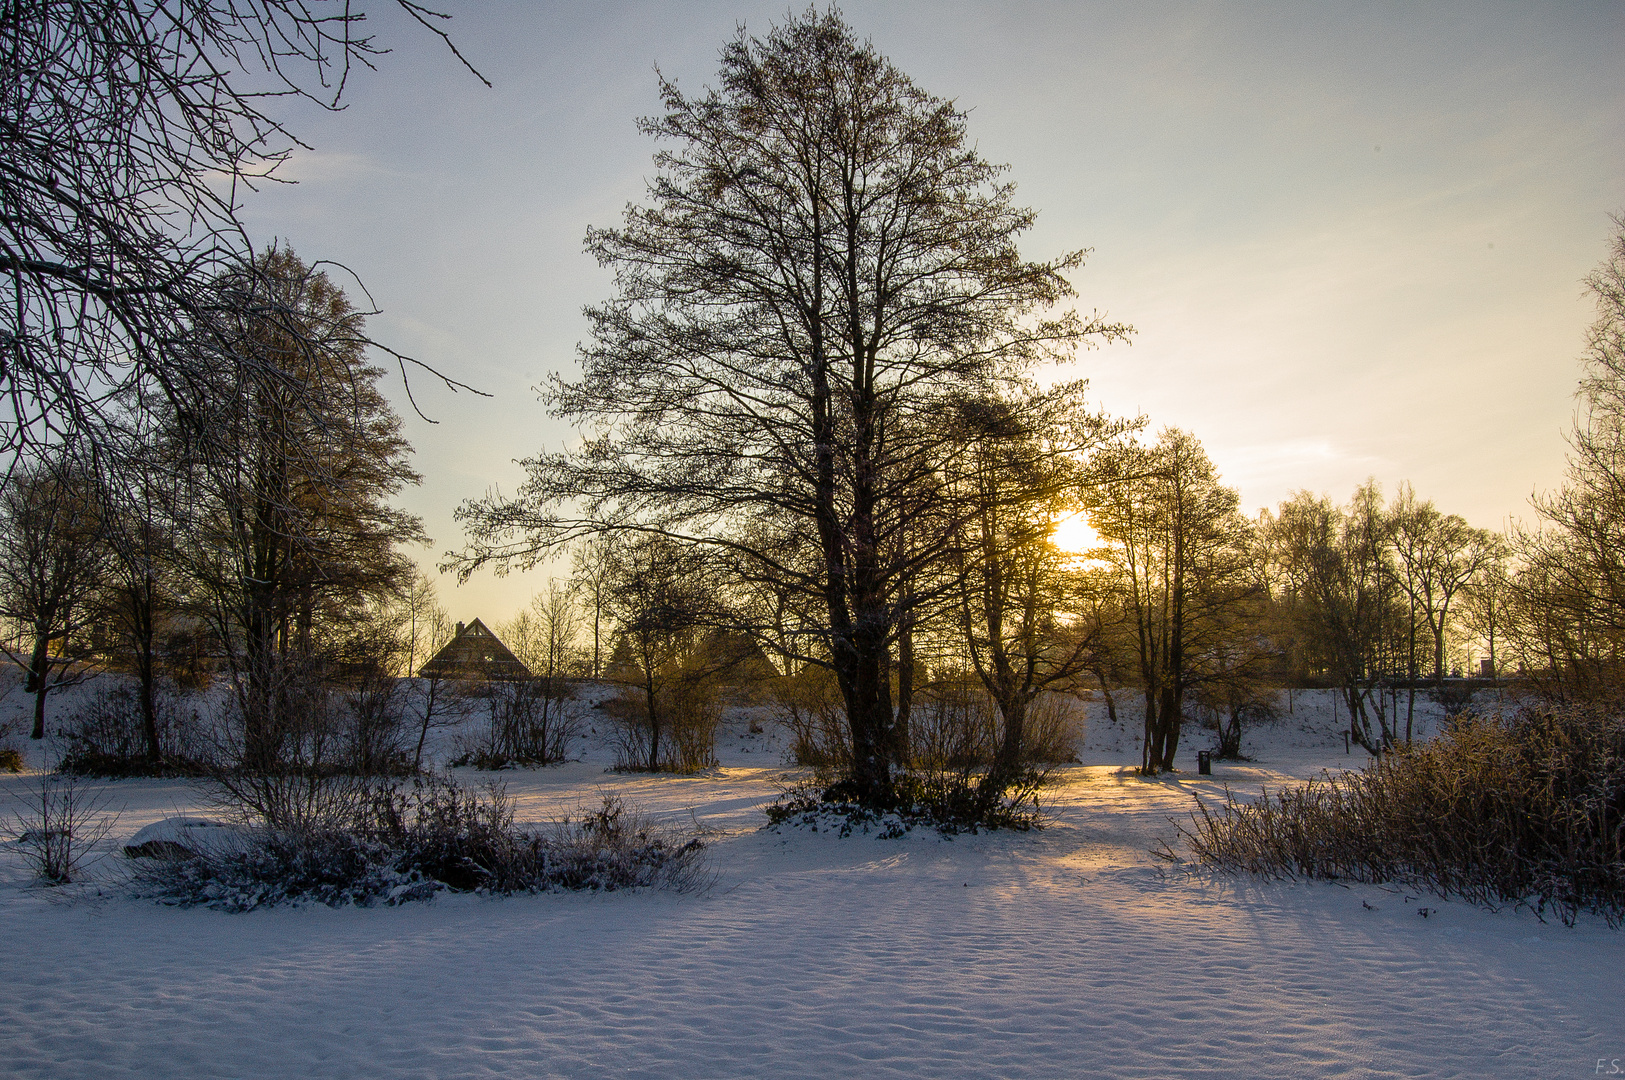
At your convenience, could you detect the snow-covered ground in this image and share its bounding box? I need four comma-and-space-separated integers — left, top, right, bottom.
0, 682, 1619, 1079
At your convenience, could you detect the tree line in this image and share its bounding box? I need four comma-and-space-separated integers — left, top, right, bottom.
5, 5, 1622, 811
452, 11, 1625, 810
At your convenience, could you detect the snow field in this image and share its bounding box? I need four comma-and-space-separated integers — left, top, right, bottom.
0, 686, 1619, 1078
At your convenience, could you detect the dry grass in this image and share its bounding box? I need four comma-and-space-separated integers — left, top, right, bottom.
1167, 704, 1625, 926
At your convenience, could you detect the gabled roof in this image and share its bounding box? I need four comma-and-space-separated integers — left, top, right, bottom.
418, 618, 532, 680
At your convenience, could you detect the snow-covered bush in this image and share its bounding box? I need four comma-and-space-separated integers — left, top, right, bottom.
766, 767, 1048, 837
1170, 704, 1625, 926
128, 778, 708, 909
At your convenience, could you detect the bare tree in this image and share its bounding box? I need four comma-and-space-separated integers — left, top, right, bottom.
949, 383, 1119, 795
1389, 483, 1500, 685
1083, 429, 1257, 773
570, 535, 623, 679
1267, 483, 1407, 752
0, 456, 109, 739
94, 391, 186, 762
1514, 216, 1625, 696
2, 2, 483, 469
454, 11, 1128, 804
178, 249, 424, 769
601, 536, 722, 773
1460, 546, 1514, 680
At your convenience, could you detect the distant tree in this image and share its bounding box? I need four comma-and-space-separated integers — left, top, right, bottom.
455, 11, 1128, 804
601, 536, 722, 772
1460, 547, 1514, 679
502, 581, 582, 683
1388, 483, 1501, 685
570, 535, 623, 679
0, 458, 109, 739
1083, 429, 1257, 773
179, 249, 424, 768
1267, 483, 1407, 752
1514, 215, 1625, 696
374, 569, 459, 772
86, 386, 198, 763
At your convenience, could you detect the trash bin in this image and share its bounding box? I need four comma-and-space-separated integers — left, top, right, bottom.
1197, 750, 1212, 775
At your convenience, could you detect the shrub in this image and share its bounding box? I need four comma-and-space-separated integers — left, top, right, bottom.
1019, 693, 1083, 765
605, 681, 720, 774
908, 681, 1081, 769
3, 773, 118, 884
454, 678, 580, 770
1166, 704, 1625, 926
339, 662, 412, 775
909, 679, 997, 771
765, 766, 1048, 837
774, 667, 850, 769
128, 779, 708, 909
57, 681, 207, 776
0, 716, 24, 772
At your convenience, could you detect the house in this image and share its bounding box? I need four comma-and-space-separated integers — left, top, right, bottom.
418, 618, 532, 680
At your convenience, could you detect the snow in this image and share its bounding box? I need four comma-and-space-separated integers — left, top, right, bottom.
0, 683, 1620, 1078
121, 817, 252, 859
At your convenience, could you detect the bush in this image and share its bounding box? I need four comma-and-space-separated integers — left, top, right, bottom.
3, 773, 118, 885
1018, 693, 1083, 765
1167, 704, 1625, 926
909, 680, 1082, 770
453, 678, 580, 770
57, 681, 208, 776
605, 682, 720, 774
128, 778, 708, 909
0, 716, 24, 772
339, 662, 413, 775
774, 667, 850, 769
765, 766, 1049, 837
909, 680, 997, 771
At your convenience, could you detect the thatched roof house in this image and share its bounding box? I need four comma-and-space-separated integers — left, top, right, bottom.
418, 618, 531, 680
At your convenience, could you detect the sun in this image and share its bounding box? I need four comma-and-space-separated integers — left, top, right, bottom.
1048, 511, 1100, 556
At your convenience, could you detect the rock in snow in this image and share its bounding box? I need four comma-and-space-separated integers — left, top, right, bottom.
123, 817, 253, 860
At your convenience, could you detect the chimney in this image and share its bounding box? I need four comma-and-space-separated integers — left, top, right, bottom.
456, 622, 465, 637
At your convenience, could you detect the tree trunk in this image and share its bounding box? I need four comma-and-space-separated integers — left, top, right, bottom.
28, 629, 50, 739
1140, 690, 1159, 775
1155, 683, 1184, 771
893, 616, 914, 767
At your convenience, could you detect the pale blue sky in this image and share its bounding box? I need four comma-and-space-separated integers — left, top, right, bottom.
239, 1, 1625, 624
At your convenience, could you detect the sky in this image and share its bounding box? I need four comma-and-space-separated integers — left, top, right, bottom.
237, 1, 1625, 626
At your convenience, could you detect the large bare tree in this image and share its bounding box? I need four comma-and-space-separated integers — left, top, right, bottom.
455, 11, 1127, 803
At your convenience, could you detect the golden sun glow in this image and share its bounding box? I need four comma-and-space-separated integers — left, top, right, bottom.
1049, 511, 1100, 556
